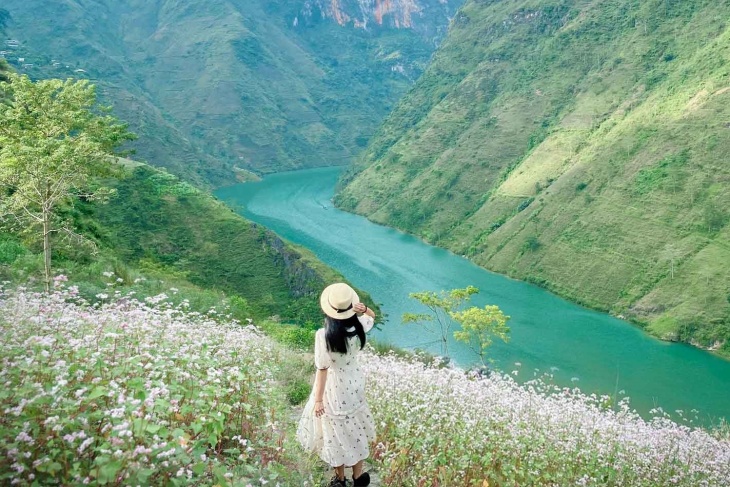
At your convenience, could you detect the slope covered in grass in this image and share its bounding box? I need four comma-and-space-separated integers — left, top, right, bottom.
0, 161, 355, 325
2, 286, 729, 486
337, 0, 730, 354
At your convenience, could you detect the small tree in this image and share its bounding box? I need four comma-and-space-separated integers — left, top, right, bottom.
452, 305, 510, 367
404, 286, 479, 355
404, 287, 510, 361
0, 74, 134, 292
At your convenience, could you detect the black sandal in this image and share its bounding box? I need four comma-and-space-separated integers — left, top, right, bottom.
353, 472, 370, 486
327, 475, 348, 487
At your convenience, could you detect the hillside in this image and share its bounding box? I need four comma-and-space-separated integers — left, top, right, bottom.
2, 0, 459, 186
2, 288, 729, 486
0, 159, 360, 325
336, 0, 730, 354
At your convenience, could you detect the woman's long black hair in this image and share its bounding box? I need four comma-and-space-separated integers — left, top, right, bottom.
325, 314, 366, 354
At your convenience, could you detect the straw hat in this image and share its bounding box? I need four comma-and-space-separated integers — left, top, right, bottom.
320, 283, 359, 319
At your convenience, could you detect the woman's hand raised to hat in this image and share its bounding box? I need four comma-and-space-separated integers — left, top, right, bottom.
353, 303, 367, 314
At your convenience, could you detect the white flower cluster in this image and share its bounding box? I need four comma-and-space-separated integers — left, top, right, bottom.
362, 352, 730, 486
0, 284, 299, 486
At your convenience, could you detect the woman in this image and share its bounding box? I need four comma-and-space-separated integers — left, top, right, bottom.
297, 283, 377, 487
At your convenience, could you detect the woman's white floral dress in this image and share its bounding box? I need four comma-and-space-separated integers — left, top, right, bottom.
297, 315, 376, 467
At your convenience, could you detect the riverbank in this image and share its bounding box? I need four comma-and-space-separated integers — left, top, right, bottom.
214, 167, 730, 423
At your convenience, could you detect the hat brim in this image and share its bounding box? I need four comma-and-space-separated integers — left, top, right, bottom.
320, 284, 359, 320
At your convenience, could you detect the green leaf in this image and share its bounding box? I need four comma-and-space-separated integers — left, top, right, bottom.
208, 433, 218, 448
98, 460, 122, 485
87, 386, 107, 400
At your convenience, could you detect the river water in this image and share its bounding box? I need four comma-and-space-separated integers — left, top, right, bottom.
216, 166, 730, 425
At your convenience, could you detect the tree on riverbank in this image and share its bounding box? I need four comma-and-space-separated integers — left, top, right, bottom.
404, 286, 510, 361
0, 74, 134, 292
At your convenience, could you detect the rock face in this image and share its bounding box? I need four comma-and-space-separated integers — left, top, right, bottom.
301, 0, 451, 31
2, 0, 461, 187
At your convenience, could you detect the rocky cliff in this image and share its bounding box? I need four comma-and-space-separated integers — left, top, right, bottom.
301, 0, 452, 32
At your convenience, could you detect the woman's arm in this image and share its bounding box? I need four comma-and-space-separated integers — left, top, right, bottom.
314, 368, 328, 417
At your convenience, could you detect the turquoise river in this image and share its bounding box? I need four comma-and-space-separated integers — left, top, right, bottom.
216, 167, 730, 425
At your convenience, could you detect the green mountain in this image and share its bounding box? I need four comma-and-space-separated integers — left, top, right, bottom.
337, 0, 730, 354
2, 0, 459, 186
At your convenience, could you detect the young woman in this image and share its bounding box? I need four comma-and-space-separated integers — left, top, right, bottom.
297, 283, 377, 487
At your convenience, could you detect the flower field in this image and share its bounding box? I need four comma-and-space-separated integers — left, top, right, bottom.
0, 284, 307, 486
1, 284, 729, 486
363, 356, 730, 486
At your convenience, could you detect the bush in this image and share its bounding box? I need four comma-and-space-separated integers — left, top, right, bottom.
0, 238, 26, 264
523, 235, 541, 252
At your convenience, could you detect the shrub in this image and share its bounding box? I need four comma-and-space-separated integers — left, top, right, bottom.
0, 238, 26, 264
517, 197, 534, 212
523, 235, 541, 252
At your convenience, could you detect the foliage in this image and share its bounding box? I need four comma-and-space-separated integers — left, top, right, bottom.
404, 286, 493, 356
452, 305, 510, 366
0, 73, 133, 291
338, 0, 730, 353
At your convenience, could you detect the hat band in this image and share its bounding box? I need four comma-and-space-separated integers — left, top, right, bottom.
328, 297, 353, 314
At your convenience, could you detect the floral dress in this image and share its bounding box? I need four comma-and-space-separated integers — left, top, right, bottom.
296, 315, 376, 467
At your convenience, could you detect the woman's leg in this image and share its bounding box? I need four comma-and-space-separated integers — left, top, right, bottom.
334, 465, 346, 480
352, 460, 364, 479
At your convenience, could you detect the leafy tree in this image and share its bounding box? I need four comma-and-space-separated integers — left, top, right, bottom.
404, 286, 479, 355
0, 74, 134, 292
453, 305, 510, 366
404, 286, 510, 361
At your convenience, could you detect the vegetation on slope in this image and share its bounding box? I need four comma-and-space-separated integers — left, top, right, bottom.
2, 287, 729, 486
1, 162, 352, 325
337, 0, 730, 355
1, 0, 459, 186
0, 68, 350, 326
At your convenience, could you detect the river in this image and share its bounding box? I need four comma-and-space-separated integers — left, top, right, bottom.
216, 166, 730, 425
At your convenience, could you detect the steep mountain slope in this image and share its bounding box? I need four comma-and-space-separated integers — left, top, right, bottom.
3, 0, 459, 186
337, 0, 730, 354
